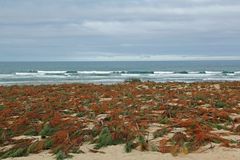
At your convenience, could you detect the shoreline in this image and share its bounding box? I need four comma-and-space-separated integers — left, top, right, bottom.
0, 81, 239, 159
1, 80, 240, 86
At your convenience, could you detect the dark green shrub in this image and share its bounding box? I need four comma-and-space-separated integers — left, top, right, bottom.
44, 139, 53, 149
39, 124, 56, 138
0, 105, 6, 111
24, 128, 38, 136
76, 112, 85, 117
125, 141, 134, 153
56, 150, 66, 160
138, 135, 145, 144
94, 127, 113, 149
215, 101, 229, 108
1, 148, 28, 159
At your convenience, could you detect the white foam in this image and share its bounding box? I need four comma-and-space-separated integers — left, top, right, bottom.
0, 74, 13, 77
188, 72, 199, 74
77, 71, 112, 74
37, 71, 66, 74
205, 71, 222, 74
203, 77, 240, 81
15, 72, 38, 76
121, 74, 142, 77
154, 71, 174, 74
1, 69, 240, 86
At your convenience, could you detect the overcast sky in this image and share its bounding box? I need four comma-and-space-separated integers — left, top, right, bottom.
0, 0, 240, 61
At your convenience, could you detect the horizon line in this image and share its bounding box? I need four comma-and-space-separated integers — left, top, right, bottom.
1, 59, 240, 62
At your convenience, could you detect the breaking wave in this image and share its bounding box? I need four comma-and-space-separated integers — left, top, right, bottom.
0, 70, 239, 85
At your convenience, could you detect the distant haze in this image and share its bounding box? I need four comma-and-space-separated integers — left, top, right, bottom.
0, 0, 240, 61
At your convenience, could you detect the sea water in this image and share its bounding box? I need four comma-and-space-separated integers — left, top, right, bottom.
0, 61, 240, 85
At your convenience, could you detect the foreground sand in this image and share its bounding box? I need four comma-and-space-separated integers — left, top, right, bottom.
0, 82, 240, 159
5, 144, 240, 160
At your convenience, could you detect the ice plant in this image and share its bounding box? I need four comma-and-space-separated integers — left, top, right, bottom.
0, 82, 239, 159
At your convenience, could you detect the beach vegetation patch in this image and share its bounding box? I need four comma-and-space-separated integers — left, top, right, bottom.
210, 123, 228, 130
159, 116, 170, 124
0, 129, 14, 143
0, 128, 4, 143
1, 147, 28, 159
0, 105, 6, 110
0, 82, 239, 158
94, 127, 113, 149
55, 150, 67, 160
193, 95, 207, 101
62, 110, 73, 115
24, 128, 38, 136
153, 128, 169, 138
27, 141, 45, 154
39, 124, 56, 138
171, 132, 188, 146
137, 135, 148, 151
215, 101, 229, 108
76, 112, 85, 117
125, 141, 134, 153
44, 139, 53, 149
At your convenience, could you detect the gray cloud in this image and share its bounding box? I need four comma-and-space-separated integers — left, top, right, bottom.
0, 0, 240, 61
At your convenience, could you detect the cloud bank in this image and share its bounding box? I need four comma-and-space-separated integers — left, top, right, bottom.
0, 0, 240, 61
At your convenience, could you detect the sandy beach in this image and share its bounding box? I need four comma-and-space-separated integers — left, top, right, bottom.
4, 144, 240, 160
0, 81, 240, 160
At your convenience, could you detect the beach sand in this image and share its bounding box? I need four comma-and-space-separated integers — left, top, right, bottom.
5, 144, 240, 160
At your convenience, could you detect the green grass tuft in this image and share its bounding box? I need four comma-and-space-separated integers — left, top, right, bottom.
76, 112, 85, 117
209, 123, 228, 130
27, 142, 39, 154
0, 105, 6, 111
125, 141, 134, 153
44, 139, 53, 149
1, 148, 28, 159
193, 95, 206, 101
12, 148, 28, 157
215, 101, 229, 108
55, 150, 67, 160
138, 135, 145, 144
94, 127, 113, 149
159, 117, 170, 124
0, 129, 14, 143
153, 128, 168, 138
39, 124, 56, 138
0, 128, 3, 142
24, 128, 38, 136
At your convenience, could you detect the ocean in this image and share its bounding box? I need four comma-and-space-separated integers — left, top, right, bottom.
0, 61, 240, 85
